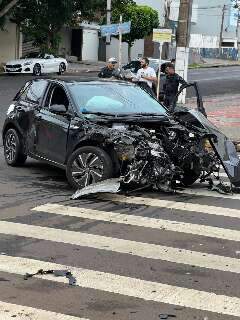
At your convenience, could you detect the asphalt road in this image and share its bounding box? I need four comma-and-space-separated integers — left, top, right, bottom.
0, 69, 240, 320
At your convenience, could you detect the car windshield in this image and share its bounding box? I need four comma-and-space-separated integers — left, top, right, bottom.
68, 83, 167, 116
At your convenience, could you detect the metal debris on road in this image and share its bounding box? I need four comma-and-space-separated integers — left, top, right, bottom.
71, 178, 121, 199
24, 269, 77, 286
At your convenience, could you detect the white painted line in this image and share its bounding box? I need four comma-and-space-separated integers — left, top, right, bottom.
177, 187, 240, 200
0, 221, 239, 273
0, 255, 240, 317
0, 300, 88, 319
32, 204, 240, 242
101, 194, 240, 219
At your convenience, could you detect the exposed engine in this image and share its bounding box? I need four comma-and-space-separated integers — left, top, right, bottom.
110, 123, 220, 192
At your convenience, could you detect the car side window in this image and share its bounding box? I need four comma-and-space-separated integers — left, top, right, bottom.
24, 80, 48, 104
46, 85, 69, 110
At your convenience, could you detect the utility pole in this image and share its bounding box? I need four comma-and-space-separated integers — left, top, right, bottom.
106, 0, 112, 60
219, 5, 226, 49
175, 0, 193, 103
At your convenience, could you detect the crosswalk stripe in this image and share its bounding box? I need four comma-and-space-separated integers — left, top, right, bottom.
0, 255, 240, 317
1, 220, 240, 273
33, 204, 240, 242
0, 300, 88, 319
99, 194, 240, 219
177, 187, 240, 200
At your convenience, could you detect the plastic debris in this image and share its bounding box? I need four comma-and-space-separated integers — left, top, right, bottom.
24, 269, 76, 286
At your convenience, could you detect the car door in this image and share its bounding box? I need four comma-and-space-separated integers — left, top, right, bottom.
13, 80, 49, 149
42, 54, 56, 73
34, 83, 72, 164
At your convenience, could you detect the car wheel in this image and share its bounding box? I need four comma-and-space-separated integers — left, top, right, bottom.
66, 146, 113, 189
3, 128, 27, 166
33, 63, 41, 76
57, 62, 66, 75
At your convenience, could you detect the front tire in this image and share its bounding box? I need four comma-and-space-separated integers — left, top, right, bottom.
66, 146, 113, 189
33, 63, 41, 76
57, 62, 66, 75
3, 128, 27, 166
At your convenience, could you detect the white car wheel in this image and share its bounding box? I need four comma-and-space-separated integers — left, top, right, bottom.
58, 62, 66, 75
33, 64, 41, 76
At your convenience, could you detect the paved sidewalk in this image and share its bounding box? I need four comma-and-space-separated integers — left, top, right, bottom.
186, 93, 240, 143
67, 61, 105, 74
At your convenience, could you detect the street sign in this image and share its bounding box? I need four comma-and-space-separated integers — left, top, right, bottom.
101, 21, 131, 37
153, 29, 172, 43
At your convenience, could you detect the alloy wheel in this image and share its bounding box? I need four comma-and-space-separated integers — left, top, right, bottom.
59, 63, 66, 74
5, 132, 17, 162
71, 152, 104, 188
34, 64, 41, 76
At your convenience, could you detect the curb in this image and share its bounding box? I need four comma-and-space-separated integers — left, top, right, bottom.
189, 63, 240, 69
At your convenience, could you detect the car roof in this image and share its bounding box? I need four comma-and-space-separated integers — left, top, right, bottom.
37, 78, 135, 87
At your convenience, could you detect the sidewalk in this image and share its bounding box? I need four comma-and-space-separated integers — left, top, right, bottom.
67, 61, 105, 74
186, 93, 240, 146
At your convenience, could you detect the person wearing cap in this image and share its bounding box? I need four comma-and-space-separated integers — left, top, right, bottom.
98, 57, 118, 78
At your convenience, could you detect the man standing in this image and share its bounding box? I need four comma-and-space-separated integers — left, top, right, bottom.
163, 63, 188, 108
135, 57, 157, 90
98, 57, 118, 78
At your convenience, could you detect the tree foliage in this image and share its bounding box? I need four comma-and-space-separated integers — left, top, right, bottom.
0, 0, 18, 28
112, 3, 159, 59
12, 0, 76, 53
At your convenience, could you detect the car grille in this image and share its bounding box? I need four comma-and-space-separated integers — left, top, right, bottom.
6, 64, 22, 68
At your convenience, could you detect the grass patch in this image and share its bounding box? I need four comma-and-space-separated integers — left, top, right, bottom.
188, 63, 202, 69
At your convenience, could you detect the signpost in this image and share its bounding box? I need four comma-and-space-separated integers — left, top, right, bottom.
101, 20, 131, 67
153, 28, 172, 100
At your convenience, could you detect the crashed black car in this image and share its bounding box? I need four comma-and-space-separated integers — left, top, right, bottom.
2, 79, 240, 192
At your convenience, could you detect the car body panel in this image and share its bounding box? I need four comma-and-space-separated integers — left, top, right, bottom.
5, 54, 68, 74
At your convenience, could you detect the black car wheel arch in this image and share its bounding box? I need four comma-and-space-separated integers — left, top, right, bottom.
66, 146, 114, 189
3, 128, 27, 166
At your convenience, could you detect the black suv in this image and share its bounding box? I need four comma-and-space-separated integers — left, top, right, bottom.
2, 79, 169, 189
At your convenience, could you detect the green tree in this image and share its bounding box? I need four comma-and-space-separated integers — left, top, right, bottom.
12, 0, 76, 53
112, 3, 159, 61
0, 0, 18, 28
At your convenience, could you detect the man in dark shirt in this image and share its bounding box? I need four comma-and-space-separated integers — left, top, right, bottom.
98, 57, 118, 78
163, 63, 188, 109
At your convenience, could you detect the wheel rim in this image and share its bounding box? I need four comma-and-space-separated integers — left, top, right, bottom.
5, 132, 17, 162
71, 152, 104, 188
34, 65, 41, 76
59, 63, 66, 74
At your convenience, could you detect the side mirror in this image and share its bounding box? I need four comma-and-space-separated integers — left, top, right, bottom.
49, 104, 67, 114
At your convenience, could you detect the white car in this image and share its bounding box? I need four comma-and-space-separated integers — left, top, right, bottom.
5, 53, 68, 76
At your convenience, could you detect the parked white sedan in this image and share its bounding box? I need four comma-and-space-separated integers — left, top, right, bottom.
5, 53, 68, 76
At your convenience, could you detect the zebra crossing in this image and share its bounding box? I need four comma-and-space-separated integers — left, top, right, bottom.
0, 172, 240, 319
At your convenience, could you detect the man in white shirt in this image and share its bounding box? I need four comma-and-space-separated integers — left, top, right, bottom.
135, 57, 157, 89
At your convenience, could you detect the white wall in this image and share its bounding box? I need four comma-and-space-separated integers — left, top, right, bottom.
82, 29, 99, 61
107, 38, 144, 64
0, 21, 21, 64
